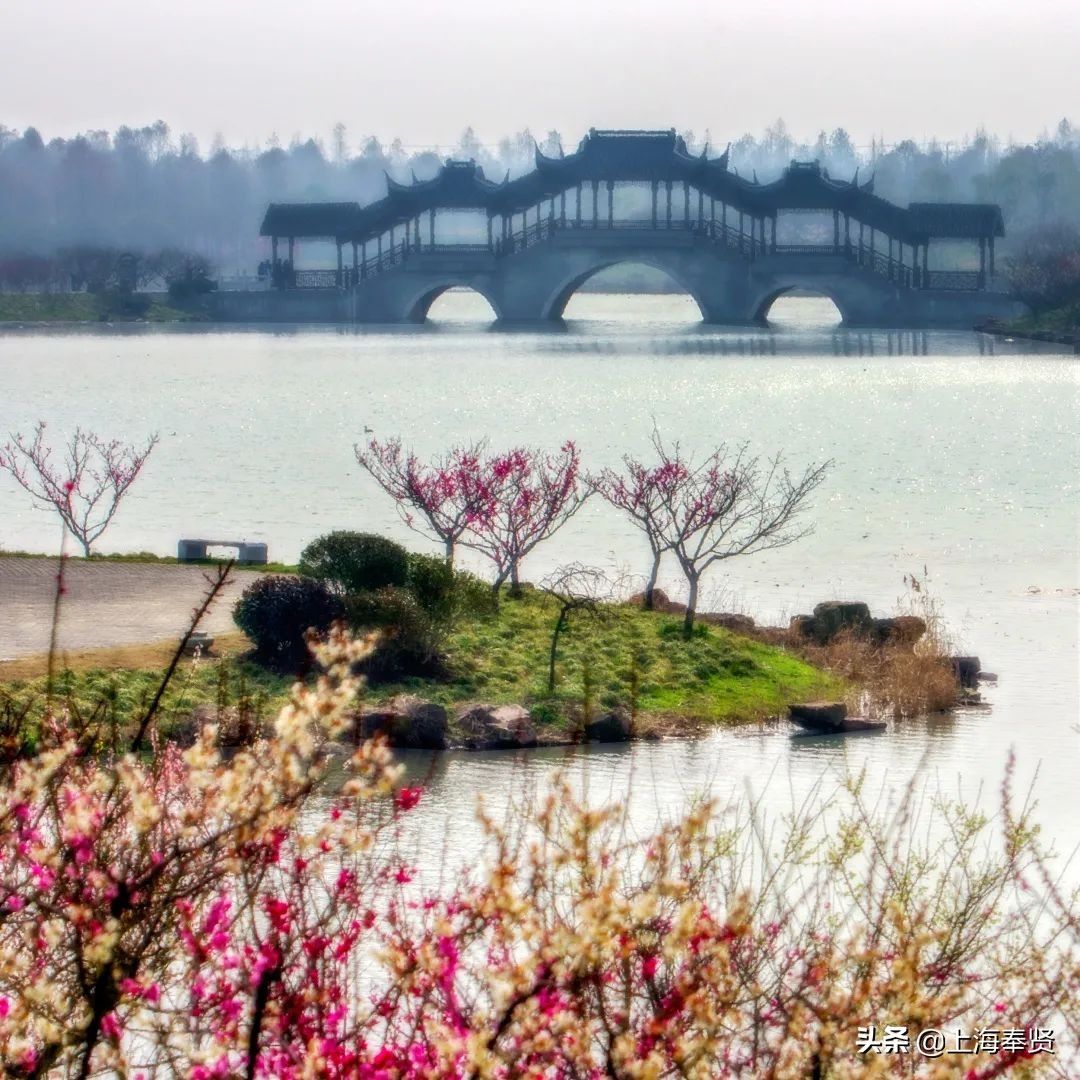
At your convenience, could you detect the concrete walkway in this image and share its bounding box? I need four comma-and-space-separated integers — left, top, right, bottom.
0, 558, 254, 659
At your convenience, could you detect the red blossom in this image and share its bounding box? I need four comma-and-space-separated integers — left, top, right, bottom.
394, 786, 423, 812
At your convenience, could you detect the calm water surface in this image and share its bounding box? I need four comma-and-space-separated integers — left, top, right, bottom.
1, 294, 1078, 871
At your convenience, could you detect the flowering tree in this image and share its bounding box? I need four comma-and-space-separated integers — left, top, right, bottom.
590, 445, 690, 609
0, 566, 1076, 1074
608, 432, 829, 635
461, 441, 589, 598
671, 442, 828, 636
0, 618, 404, 1079
355, 437, 490, 566
0, 422, 158, 556
2, 713, 1075, 1076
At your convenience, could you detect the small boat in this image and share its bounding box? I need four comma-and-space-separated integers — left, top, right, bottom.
787, 701, 886, 736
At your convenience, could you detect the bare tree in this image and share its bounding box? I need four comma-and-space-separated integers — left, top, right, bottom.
539, 564, 615, 696
632, 432, 829, 636
0, 421, 158, 555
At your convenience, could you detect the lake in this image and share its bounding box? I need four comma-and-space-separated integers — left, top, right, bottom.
1, 293, 1078, 870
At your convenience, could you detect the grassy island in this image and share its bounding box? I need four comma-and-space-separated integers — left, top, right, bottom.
0, 586, 840, 752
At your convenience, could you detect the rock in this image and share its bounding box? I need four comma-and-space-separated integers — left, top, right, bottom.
791, 603, 877, 644
584, 707, 633, 743
788, 701, 848, 731
455, 703, 536, 750
629, 588, 686, 615
359, 695, 448, 750
871, 615, 927, 647
792, 716, 887, 736
700, 612, 756, 633
951, 656, 981, 689
811, 601, 873, 642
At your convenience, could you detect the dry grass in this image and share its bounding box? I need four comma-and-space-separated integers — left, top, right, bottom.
794, 633, 959, 719
0, 632, 252, 681
755, 571, 962, 720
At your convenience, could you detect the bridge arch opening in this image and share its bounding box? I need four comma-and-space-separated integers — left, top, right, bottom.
407, 284, 500, 325
553, 261, 706, 324
756, 288, 844, 328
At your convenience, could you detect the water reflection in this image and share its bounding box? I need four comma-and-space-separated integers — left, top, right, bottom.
529, 327, 1030, 359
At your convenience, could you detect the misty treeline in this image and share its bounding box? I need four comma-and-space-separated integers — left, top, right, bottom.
1, 117, 1078, 295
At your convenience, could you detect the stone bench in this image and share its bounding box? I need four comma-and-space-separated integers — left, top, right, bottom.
177, 538, 268, 565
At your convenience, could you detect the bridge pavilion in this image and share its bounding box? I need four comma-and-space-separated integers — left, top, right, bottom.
260, 128, 1005, 295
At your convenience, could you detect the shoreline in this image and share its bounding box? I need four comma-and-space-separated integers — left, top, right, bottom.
976, 312, 1080, 352
0, 557, 964, 756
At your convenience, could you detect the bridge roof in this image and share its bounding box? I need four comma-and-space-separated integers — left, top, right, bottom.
260, 134, 1005, 246
383, 160, 505, 212
908, 202, 1005, 238
261, 202, 363, 240
546, 128, 701, 180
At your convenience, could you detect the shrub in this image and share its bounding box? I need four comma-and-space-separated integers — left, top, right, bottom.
406, 552, 496, 624
166, 268, 217, 301
233, 575, 344, 670
345, 587, 446, 682
299, 531, 409, 595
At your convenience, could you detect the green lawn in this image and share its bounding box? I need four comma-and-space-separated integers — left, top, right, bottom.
385, 589, 839, 725
1, 588, 840, 748
0, 292, 197, 323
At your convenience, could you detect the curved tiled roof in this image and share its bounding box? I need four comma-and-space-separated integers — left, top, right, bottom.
260, 202, 364, 240
260, 130, 1004, 245
908, 202, 1005, 238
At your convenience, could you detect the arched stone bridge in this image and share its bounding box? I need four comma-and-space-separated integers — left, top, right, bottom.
236, 129, 1026, 328
338, 225, 1022, 327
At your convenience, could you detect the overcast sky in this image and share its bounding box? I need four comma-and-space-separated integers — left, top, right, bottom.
4, 0, 1078, 152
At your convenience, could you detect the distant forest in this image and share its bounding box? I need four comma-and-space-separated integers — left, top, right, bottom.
1, 118, 1078, 281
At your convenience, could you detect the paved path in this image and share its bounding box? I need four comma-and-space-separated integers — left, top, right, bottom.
0, 558, 255, 659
